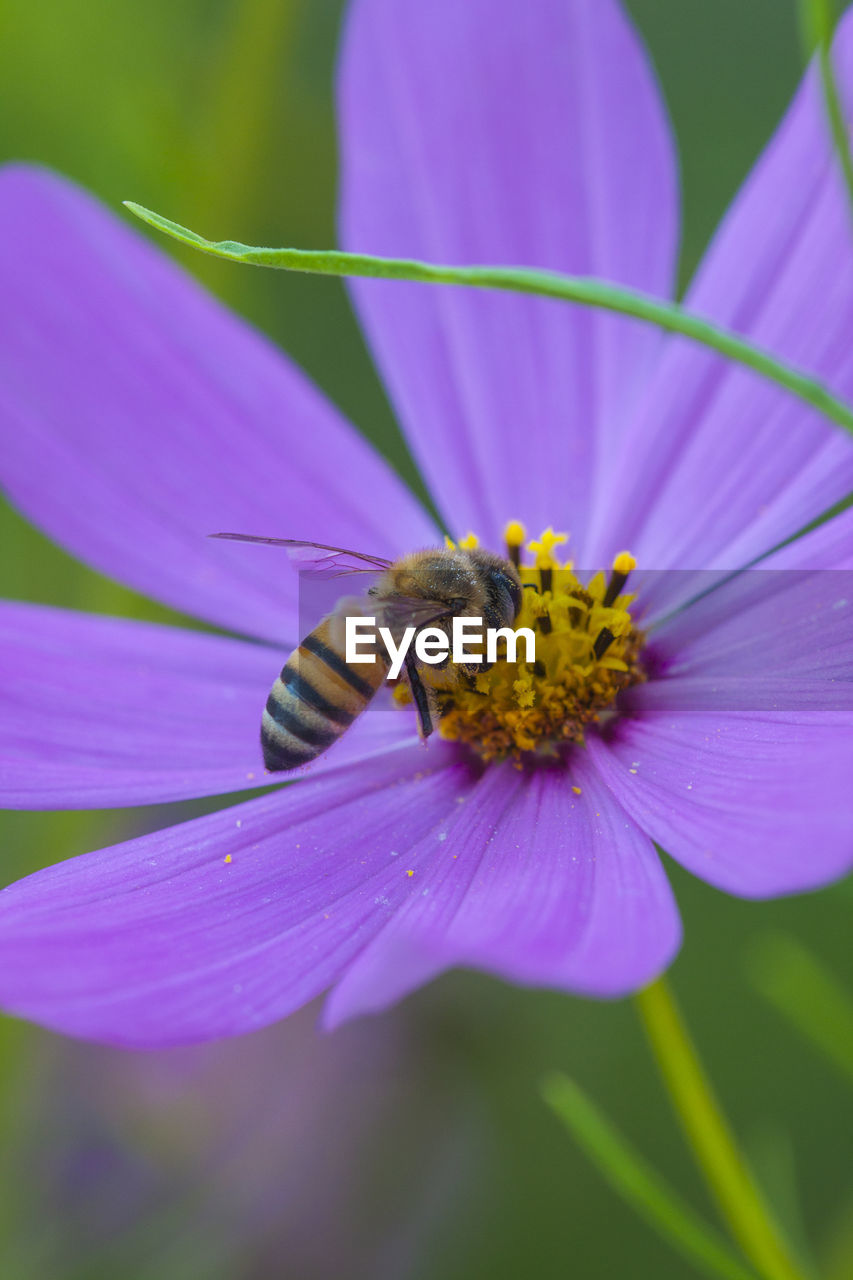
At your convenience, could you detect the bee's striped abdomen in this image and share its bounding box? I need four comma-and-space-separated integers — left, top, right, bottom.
261, 618, 388, 772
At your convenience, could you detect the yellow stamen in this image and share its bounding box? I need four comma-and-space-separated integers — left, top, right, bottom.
458, 532, 480, 550
396, 526, 645, 763
604, 549, 638, 609
527, 526, 568, 570
504, 519, 526, 567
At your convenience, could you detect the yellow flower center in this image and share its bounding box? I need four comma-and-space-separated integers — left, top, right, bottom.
398, 523, 645, 763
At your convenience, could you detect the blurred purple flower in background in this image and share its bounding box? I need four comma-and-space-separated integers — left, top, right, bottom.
1, 0, 852, 1046
7, 1002, 473, 1278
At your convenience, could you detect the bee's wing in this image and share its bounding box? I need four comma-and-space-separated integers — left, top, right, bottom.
372, 596, 453, 631
322, 594, 452, 669
210, 533, 393, 577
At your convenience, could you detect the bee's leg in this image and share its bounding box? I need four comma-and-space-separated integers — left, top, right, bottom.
404, 649, 433, 739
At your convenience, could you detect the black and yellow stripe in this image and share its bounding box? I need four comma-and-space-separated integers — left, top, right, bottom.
261, 617, 389, 771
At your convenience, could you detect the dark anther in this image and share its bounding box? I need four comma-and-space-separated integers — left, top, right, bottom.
603, 572, 628, 609
593, 627, 615, 660
567, 596, 583, 628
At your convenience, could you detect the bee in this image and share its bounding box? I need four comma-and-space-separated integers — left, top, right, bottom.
212, 534, 523, 772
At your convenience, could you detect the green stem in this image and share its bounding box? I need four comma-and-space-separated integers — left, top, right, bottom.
635, 977, 809, 1280
123, 202, 853, 446
804, 0, 853, 225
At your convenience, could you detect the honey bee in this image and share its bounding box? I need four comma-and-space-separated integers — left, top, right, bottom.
212, 534, 523, 771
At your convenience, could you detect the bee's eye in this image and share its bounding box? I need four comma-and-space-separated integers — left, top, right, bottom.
505, 577, 523, 619
489, 569, 522, 621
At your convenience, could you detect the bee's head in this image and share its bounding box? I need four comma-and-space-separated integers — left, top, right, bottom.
466, 550, 523, 626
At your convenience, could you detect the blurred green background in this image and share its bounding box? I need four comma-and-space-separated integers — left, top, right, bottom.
1, 1, 851, 1277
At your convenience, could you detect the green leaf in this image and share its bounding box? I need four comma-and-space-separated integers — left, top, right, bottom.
748, 932, 853, 1089
746, 1126, 819, 1280
800, 0, 853, 227
124, 201, 853, 451
541, 1072, 761, 1280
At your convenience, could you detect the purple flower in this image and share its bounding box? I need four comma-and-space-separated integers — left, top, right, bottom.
1, 0, 853, 1047
13, 1002, 470, 1276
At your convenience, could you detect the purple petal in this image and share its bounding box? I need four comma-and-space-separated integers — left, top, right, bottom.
0, 733, 681, 1045
591, 15, 853, 571
642, 565, 853, 714
0, 166, 436, 644
324, 755, 680, 1027
588, 711, 853, 897
760, 504, 853, 570
338, 0, 678, 548
626, 489, 853, 632
0, 742, 464, 1046
0, 601, 420, 809
605, 543, 853, 896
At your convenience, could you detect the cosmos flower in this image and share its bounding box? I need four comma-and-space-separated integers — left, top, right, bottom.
1, 0, 853, 1047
